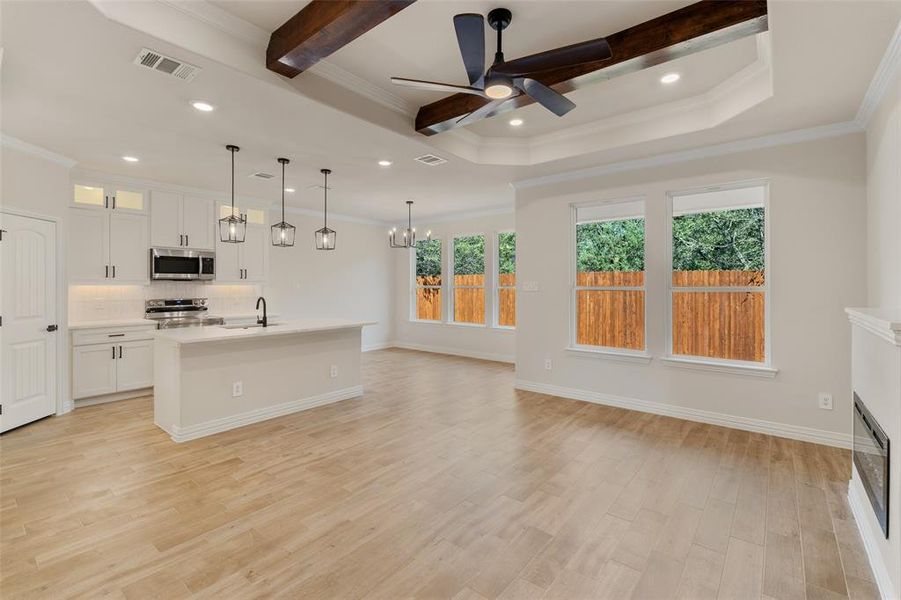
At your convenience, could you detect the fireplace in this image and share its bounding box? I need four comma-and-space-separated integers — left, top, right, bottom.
853, 392, 890, 538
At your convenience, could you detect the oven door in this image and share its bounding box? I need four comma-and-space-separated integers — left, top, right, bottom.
150, 248, 208, 280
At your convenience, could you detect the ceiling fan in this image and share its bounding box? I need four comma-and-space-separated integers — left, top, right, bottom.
391, 8, 612, 125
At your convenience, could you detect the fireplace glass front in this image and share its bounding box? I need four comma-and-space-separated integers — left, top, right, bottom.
853, 392, 889, 538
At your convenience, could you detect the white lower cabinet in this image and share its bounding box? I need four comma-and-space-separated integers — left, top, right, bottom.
72, 325, 156, 400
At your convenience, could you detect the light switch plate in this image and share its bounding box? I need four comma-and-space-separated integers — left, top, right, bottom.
330, 365, 338, 378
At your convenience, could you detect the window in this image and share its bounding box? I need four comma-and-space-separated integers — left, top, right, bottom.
497, 232, 516, 327
669, 184, 767, 363
414, 238, 442, 321
452, 234, 485, 325
574, 200, 646, 350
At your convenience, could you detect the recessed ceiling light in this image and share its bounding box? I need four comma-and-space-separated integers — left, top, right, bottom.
285, 188, 295, 193
378, 160, 393, 167
191, 101, 215, 112
660, 73, 680, 85
509, 118, 524, 127
122, 156, 139, 162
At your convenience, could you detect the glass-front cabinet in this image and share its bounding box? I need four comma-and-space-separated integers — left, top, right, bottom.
72, 182, 147, 214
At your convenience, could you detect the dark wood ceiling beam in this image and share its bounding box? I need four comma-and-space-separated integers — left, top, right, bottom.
267, 0, 416, 78
415, 0, 768, 136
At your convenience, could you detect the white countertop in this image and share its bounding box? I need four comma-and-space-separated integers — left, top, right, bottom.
154, 318, 375, 345
69, 319, 156, 330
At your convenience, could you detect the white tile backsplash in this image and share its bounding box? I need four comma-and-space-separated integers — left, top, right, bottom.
69, 283, 261, 323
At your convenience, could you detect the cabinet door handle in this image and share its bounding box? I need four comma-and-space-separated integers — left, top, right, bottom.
108, 333, 125, 338
119, 345, 123, 359
112, 265, 116, 278
112, 346, 116, 359
185, 234, 189, 247
105, 265, 109, 278
112, 195, 116, 210
104, 195, 109, 209
179, 234, 183, 246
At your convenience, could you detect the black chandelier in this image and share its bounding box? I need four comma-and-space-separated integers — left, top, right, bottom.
314, 169, 336, 250
389, 200, 430, 249
271, 157, 296, 247
218, 144, 246, 243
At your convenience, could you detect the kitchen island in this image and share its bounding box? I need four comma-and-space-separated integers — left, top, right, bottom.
153, 319, 373, 442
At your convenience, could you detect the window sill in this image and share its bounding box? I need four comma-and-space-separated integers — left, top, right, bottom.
492, 325, 516, 332
565, 347, 652, 365
660, 356, 778, 378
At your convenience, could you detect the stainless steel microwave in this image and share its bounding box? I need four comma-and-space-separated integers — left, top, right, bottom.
150, 248, 215, 281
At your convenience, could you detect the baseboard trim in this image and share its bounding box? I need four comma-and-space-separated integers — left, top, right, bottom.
362, 340, 395, 352
393, 342, 515, 364
164, 385, 364, 443
514, 379, 851, 448
75, 388, 152, 408
848, 466, 896, 600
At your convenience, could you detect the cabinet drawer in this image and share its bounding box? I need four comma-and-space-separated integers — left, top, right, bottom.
72, 324, 157, 346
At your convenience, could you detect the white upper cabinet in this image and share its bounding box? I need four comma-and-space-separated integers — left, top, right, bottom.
215, 205, 269, 283
72, 182, 147, 214
150, 192, 214, 250
69, 208, 149, 284
241, 226, 268, 282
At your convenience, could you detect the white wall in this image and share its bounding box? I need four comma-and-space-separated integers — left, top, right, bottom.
265, 210, 394, 351
515, 134, 867, 441
392, 211, 516, 362
1, 145, 73, 411
866, 68, 901, 307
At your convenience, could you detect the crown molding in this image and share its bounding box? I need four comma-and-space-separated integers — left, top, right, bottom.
418, 204, 514, 226
512, 120, 862, 190
156, 0, 268, 47
306, 61, 415, 117
1, 134, 78, 168
855, 19, 901, 128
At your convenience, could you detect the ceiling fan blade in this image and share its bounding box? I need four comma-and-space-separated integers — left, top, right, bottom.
456, 98, 509, 127
516, 78, 575, 117
390, 77, 486, 97
493, 38, 612, 76
453, 13, 485, 86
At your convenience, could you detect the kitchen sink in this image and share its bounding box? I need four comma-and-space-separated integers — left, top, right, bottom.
221, 322, 281, 330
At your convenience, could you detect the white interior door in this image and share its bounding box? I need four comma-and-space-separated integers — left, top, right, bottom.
1, 213, 58, 432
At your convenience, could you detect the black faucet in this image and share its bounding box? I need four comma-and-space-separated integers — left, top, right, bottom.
256, 296, 267, 327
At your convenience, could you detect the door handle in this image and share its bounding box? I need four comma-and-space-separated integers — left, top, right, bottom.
119, 345, 123, 359
46, 324, 58, 332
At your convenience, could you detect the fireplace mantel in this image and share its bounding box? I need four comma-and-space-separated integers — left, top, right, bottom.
846, 307, 901, 346
846, 306, 900, 600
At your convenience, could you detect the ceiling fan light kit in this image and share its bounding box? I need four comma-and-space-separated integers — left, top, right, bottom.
391, 7, 611, 123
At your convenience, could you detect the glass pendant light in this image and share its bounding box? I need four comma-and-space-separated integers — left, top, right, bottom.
271, 157, 296, 247
314, 168, 336, 250
218, 144, 246, 243
389, 200, 431, 249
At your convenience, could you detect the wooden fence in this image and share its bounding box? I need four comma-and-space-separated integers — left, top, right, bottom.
416, 270, 764, 362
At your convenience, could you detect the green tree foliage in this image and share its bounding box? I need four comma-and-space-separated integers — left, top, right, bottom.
415, 239, 442, 277
672, 207, 764, 271
454, 235, 484, 275
577, 219, 645, 272
498, 232, 516, 274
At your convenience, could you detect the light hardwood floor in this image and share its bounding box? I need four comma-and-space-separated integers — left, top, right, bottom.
1, 349, 877, 599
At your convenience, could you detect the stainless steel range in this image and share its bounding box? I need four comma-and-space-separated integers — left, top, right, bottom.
144, 298, 224, 329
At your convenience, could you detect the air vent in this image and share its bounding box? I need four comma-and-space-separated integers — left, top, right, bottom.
250, 172, 275, 180
414, 153, 448, 166
133, 48, 200, 82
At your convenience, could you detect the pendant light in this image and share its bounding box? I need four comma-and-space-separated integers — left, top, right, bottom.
271, 157, 296, 247
314, 168, 336, 250
389, 200, 431, 249
218, 144, 246, 243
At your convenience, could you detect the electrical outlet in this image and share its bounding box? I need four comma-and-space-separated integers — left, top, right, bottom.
232, 381, 243, 397
818, 392, 833, 410
522, 281, 540, 292
544, 359, 553, 370
330, 365, 338, 378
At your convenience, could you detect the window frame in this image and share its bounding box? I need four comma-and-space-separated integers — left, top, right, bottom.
494, 229, 516, 329
664, 179, 773, 371
449, 232, 488, 327
410, 236, 445, 323
569, 196, 648, 357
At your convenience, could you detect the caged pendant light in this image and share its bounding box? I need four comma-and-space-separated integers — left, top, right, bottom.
314, 169, 336, 250
218, 144, 246, 243
389, 200, 431, 249
271, 157, 296, 247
